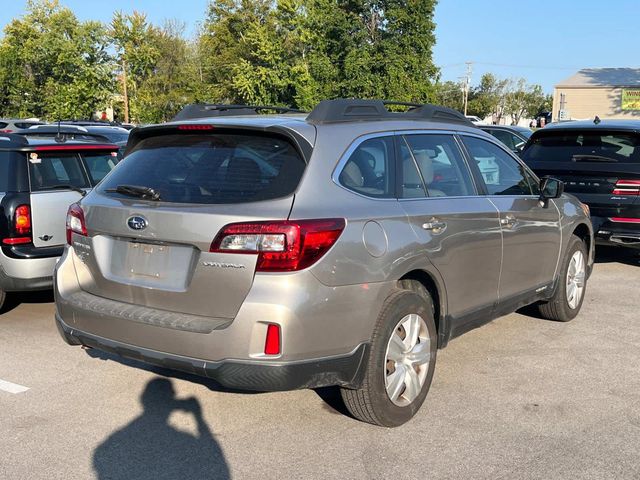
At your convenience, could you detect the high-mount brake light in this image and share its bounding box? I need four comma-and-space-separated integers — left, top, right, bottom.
177, 125, 215, 131
3, 204, 32, 245
210, 219, 346, 272
613, 179, 640, 196
66, 203, 88, 245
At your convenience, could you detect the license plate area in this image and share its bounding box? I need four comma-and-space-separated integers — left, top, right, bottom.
128, 242, 171, 279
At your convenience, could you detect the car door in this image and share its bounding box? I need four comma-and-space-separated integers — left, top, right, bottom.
460, 134, 561, 305
28, 151, 89, 248
397, 132, 503, 330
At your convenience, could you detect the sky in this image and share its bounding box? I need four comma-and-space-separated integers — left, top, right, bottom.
0, 0, 638, 93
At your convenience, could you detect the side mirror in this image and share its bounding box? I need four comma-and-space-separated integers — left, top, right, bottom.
539, 176, 564, 206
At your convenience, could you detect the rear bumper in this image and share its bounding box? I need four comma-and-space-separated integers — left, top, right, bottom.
55, 313, 369, 391
0, 252, 57, 292
593, 216, 640, 249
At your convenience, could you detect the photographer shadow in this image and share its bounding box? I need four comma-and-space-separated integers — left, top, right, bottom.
93, 378, 230, 480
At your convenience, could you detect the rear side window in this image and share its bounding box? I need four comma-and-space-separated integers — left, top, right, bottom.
0, 151, 22, 192
522, 131, 640, 163
338, 136, 395, 198
28, 153, 90, 191
0, 122, 8, 129
82, 152, 119, 183
98, 133, 306, 204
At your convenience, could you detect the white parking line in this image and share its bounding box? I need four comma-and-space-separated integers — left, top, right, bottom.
0, 379, 29, 394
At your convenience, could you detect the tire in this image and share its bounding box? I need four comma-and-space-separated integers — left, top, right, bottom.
340, 288, 437, 427
537, 235, 588, 322
0, 289, 6, 312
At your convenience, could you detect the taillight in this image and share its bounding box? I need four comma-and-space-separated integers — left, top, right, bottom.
210, 218, 345, 272
15, 205, 31, 235
609, 217, 640, 224
613, 179, 640, 196
66, 203, 87, 245
2, 204, 32, 245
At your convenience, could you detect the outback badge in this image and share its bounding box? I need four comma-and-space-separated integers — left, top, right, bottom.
127, 215, 148, 231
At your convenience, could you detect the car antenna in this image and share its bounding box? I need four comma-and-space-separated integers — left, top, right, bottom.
55, 119, 65, 143
594, 115, 601, 125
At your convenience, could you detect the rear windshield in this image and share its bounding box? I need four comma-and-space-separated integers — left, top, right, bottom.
522, 131, 640, 163
98, 133, 306, 204
28, 153, 90, 191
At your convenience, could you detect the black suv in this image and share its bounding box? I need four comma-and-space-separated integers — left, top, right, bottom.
0, 134, 119, 310
521, 120, 640, 249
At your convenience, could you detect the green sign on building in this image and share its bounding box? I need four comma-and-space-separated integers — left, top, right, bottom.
622, 89, 640, 111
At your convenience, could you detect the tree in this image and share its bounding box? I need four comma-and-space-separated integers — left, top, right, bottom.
0, 0, 113, 119
433, 80, 464, 112
467, 73, 508, 120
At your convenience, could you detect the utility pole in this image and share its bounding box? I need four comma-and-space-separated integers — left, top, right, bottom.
121, 58, 129, 124
463, 61, 473, 116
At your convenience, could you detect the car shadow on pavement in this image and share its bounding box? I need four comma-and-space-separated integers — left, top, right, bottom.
594, 246, 640, 266
0, 290, 54, 314
93, 377, 230, 480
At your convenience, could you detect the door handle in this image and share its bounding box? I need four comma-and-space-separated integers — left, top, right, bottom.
500, 214, 516, 228
422, 218, 447, 233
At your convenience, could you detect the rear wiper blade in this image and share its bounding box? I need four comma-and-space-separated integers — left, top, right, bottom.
106, 184, 161, 201
48, 184, 87, 196
572, 154, 618, 163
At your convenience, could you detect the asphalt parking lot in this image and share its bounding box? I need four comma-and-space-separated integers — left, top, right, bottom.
1, 247, 639, 480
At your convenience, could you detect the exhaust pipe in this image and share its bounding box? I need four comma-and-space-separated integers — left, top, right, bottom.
610, 235, 640, 245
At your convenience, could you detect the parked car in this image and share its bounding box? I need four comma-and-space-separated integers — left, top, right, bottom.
480, 125, 531, 155
465, 115, 483, 124
0, 118, 45, 132
521, 119, 640, 250
0, 134, 120, 311
54, 99, 593, 427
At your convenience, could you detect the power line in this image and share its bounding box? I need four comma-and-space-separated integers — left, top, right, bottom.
440, 62, 580, 71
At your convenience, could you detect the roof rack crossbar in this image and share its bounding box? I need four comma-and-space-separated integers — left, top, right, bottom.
306, 99, 472, 126
172, 103, 306, 121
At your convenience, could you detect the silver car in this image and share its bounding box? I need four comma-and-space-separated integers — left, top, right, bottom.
54, 100, 594, 427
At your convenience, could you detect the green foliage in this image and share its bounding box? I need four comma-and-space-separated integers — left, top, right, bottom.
0, 0, 113, 119
0, 0, 441, 120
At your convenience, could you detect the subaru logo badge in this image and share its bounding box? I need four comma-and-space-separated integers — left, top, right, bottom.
127, 215, 148, 231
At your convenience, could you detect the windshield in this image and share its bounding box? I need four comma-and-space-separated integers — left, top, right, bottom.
98, 132, 306, 204
522, 131, 640, 163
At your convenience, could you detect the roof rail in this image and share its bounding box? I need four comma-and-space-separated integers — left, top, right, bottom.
172, 104, 306, 121
306, 99, 472, 126
0, 133, 29, 146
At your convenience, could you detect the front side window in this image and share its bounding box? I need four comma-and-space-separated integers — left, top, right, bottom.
339, 136, 395, 198
28, 153, 90, 191
462, 136, 536, 196
403, 134, 475, 197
